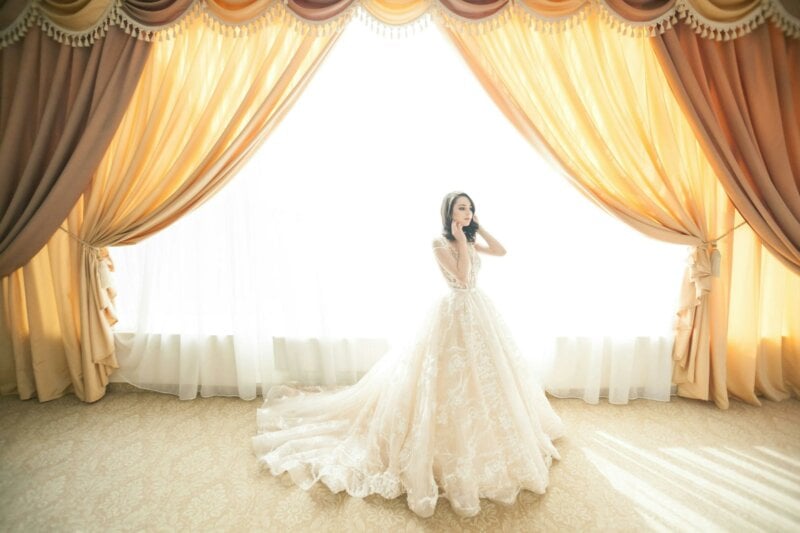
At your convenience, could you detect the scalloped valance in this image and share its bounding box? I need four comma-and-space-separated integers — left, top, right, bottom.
1, 0, 799, 47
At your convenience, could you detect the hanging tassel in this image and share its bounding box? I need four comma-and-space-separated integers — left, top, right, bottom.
710, 246, 721, 277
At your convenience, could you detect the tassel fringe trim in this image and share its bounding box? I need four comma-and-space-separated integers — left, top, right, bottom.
1, 0, 798, 48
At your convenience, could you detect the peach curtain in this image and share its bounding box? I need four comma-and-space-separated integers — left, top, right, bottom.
440, 10, 799, 407
0, 12, 340, 402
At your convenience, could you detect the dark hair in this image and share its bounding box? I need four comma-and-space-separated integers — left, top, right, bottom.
441, 191, 479, 243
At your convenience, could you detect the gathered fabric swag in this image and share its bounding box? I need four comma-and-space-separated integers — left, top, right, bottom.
1, 0, 799, 48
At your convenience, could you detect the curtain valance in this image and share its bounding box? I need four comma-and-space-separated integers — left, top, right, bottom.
2, 0, 799, 47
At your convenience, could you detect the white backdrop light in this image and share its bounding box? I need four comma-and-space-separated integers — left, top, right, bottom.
110, 17, 687, 403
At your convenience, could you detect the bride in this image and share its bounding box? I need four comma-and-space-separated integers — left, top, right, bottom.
252, 191, 564, 518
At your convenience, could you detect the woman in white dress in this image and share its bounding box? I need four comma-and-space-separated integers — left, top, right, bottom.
252, 191, 564, 518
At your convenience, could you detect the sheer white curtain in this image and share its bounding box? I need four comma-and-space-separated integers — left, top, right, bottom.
110, 17, 686, 403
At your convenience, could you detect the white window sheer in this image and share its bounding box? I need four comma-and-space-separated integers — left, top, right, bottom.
109, 18, 686, 403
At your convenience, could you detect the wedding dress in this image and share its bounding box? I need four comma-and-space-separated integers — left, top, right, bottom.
252, 236, 564, 518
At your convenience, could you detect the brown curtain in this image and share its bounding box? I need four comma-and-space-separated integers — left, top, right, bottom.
0, 25, 150, 277
654, 22, 800, 275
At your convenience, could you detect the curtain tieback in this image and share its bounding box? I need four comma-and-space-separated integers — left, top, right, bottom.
685, 221, 747, 303
58, 225, 101, 252
698, 221, 747, 277
58, 226, 117, 321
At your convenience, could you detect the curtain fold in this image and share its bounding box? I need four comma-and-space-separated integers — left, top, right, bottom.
1, 12, 340, 402
726, 212, 800, 404
439, 10, 775, 408
0, 25, 149, 278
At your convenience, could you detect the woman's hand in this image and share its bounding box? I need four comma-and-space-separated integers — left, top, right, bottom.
452, 220, 467, 244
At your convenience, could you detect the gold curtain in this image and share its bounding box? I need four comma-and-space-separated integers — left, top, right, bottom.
441, 11, 800, 407
0, 12, 340, 402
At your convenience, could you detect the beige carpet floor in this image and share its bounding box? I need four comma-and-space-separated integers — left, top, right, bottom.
1, 387, 799, 532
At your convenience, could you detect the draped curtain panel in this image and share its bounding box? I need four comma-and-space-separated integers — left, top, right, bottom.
0, 10, 340, 402
652, 21, 800, 405
440, 9, 800, 408
654, 22, 800, 274
0, 25, 149, 277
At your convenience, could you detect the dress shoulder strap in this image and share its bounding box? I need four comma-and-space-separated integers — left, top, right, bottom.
431, 236, 447, 250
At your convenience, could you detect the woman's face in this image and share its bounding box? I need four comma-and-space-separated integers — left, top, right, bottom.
451, 196, 473, 226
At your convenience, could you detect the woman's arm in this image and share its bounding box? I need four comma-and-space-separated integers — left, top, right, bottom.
433, 221, 472, 286
474, 218, 507, 256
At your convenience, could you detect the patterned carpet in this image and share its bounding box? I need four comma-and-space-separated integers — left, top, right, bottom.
1, 386, 799, 532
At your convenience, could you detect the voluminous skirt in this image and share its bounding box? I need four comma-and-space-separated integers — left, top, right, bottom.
252, 287, 564, 518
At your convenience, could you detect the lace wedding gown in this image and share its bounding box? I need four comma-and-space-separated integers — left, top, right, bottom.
252, 236, 564, 517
